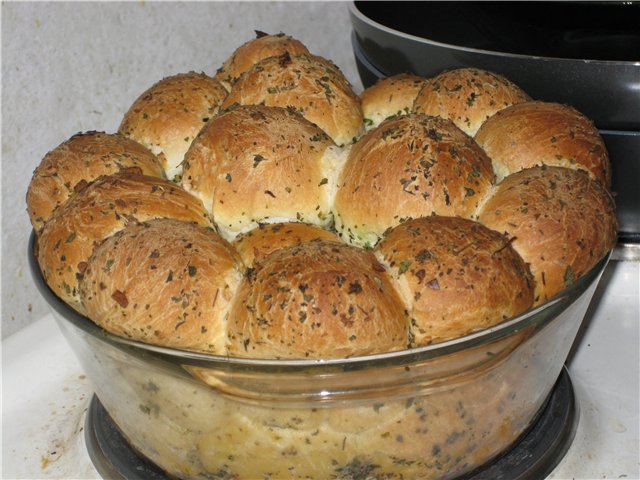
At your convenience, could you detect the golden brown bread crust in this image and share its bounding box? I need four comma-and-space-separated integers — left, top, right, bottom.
118, 72, 228, 181
375, 216, 534, 346
232, 222, 340, 267
413, 68, 531, 136
226, 239, 409, 359
79, 218, 244, 353
182, 105, 340, 240
36, 173, 212, 312
220, 53, 363, 146
214, 31, 310, 90
478, 166, 617, 305
27, 42, 618, 367
360, 73, 428, 129
474, 101, 612, 187
26, 131, 165, 232
333, 114, 495, 247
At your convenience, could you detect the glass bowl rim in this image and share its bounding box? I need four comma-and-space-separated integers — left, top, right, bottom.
28, 230, 611, 371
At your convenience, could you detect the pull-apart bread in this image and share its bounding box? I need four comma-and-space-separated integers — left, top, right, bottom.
478, 166, 617, 305
28, 29, 617, 358
118, 72, 229, 181
226, 239, 408, 359
182, 104, 344, 240
221, 52, 363, 146
36, 173, 211, 313
26, 131, 165, 232
333, 113, 495, 248
413, 67, 531, 136
475, 101, 611, 186
232, 221, 340, 267
79, 218, 243, 353
375, 216, 534, 346
214, 31, 310, 91
360, 73, 428, 129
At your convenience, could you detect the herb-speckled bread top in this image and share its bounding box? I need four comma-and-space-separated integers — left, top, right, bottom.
182, 105, 346, 240
28, 34, 617, 359
36, 173, 212, 313
226, 239, 409, 359
413, 67, 531, 136
478, 165, 617, 305
333, 113, 495, 248
26, 131, 165, 232
232, 221, 340, 267
221, 53, 363, 146
80, 218, 244, 353
475, 101, 612, 187
360, 73, 428, 129
118, 71, 228, 181
214, 31, 310, 91
375, 215, 534, 346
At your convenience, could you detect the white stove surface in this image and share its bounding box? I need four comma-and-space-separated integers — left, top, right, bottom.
2, 260, 638, 480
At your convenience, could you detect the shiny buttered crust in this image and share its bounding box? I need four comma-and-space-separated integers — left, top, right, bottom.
413, 68, 531, 136
226, 239, 409, 359
474, 101, 612, 187
232, 221, 340, 267
26, 131, 164, 232
333, 114, 495, 248
79, 218, 244, 353
214, 31, 310, 90
360, 73, 428, 129
118, 72, 228, 181
478, 166, 617, 305
221, 53, 363, 146
182, 105, 344, 240
36, 174, 212, 312
375, 216, 534, 346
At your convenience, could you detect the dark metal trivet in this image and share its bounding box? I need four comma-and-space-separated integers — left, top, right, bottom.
462, 367, 578, 480
85, 399, 169, 480
85, 368, 578, 480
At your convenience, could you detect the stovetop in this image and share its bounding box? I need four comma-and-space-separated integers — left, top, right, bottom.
2, 259, 638, 479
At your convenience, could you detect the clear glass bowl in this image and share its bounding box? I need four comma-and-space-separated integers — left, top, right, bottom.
28, 232, 611, 479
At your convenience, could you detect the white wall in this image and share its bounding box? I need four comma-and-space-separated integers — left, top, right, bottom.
1, 1, 362, 339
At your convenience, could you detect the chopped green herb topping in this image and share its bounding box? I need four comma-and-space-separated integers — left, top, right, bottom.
398, 260, 412, 274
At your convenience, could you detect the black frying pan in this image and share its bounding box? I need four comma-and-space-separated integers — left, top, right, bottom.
350, 1, 640, 131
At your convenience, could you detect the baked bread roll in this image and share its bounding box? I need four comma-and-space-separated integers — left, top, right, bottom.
413, 68, 531, 136
226, 239, 408, 359
478, 166, 617, 305
79, 218, 244, 353
26, 131, 164, 232
182, 105, 345, 240
232, 221, 339, 267
220, 53, 363, 146
474, 101, 612, 187
215, 31, 310, 90
333, 114, 495, 248
118, 72, 228, 181
375, 216, 534, 346
36, 173, 212, 312
360, 73, 428, 129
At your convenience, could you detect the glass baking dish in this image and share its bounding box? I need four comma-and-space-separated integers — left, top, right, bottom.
28, 231, 611, 479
